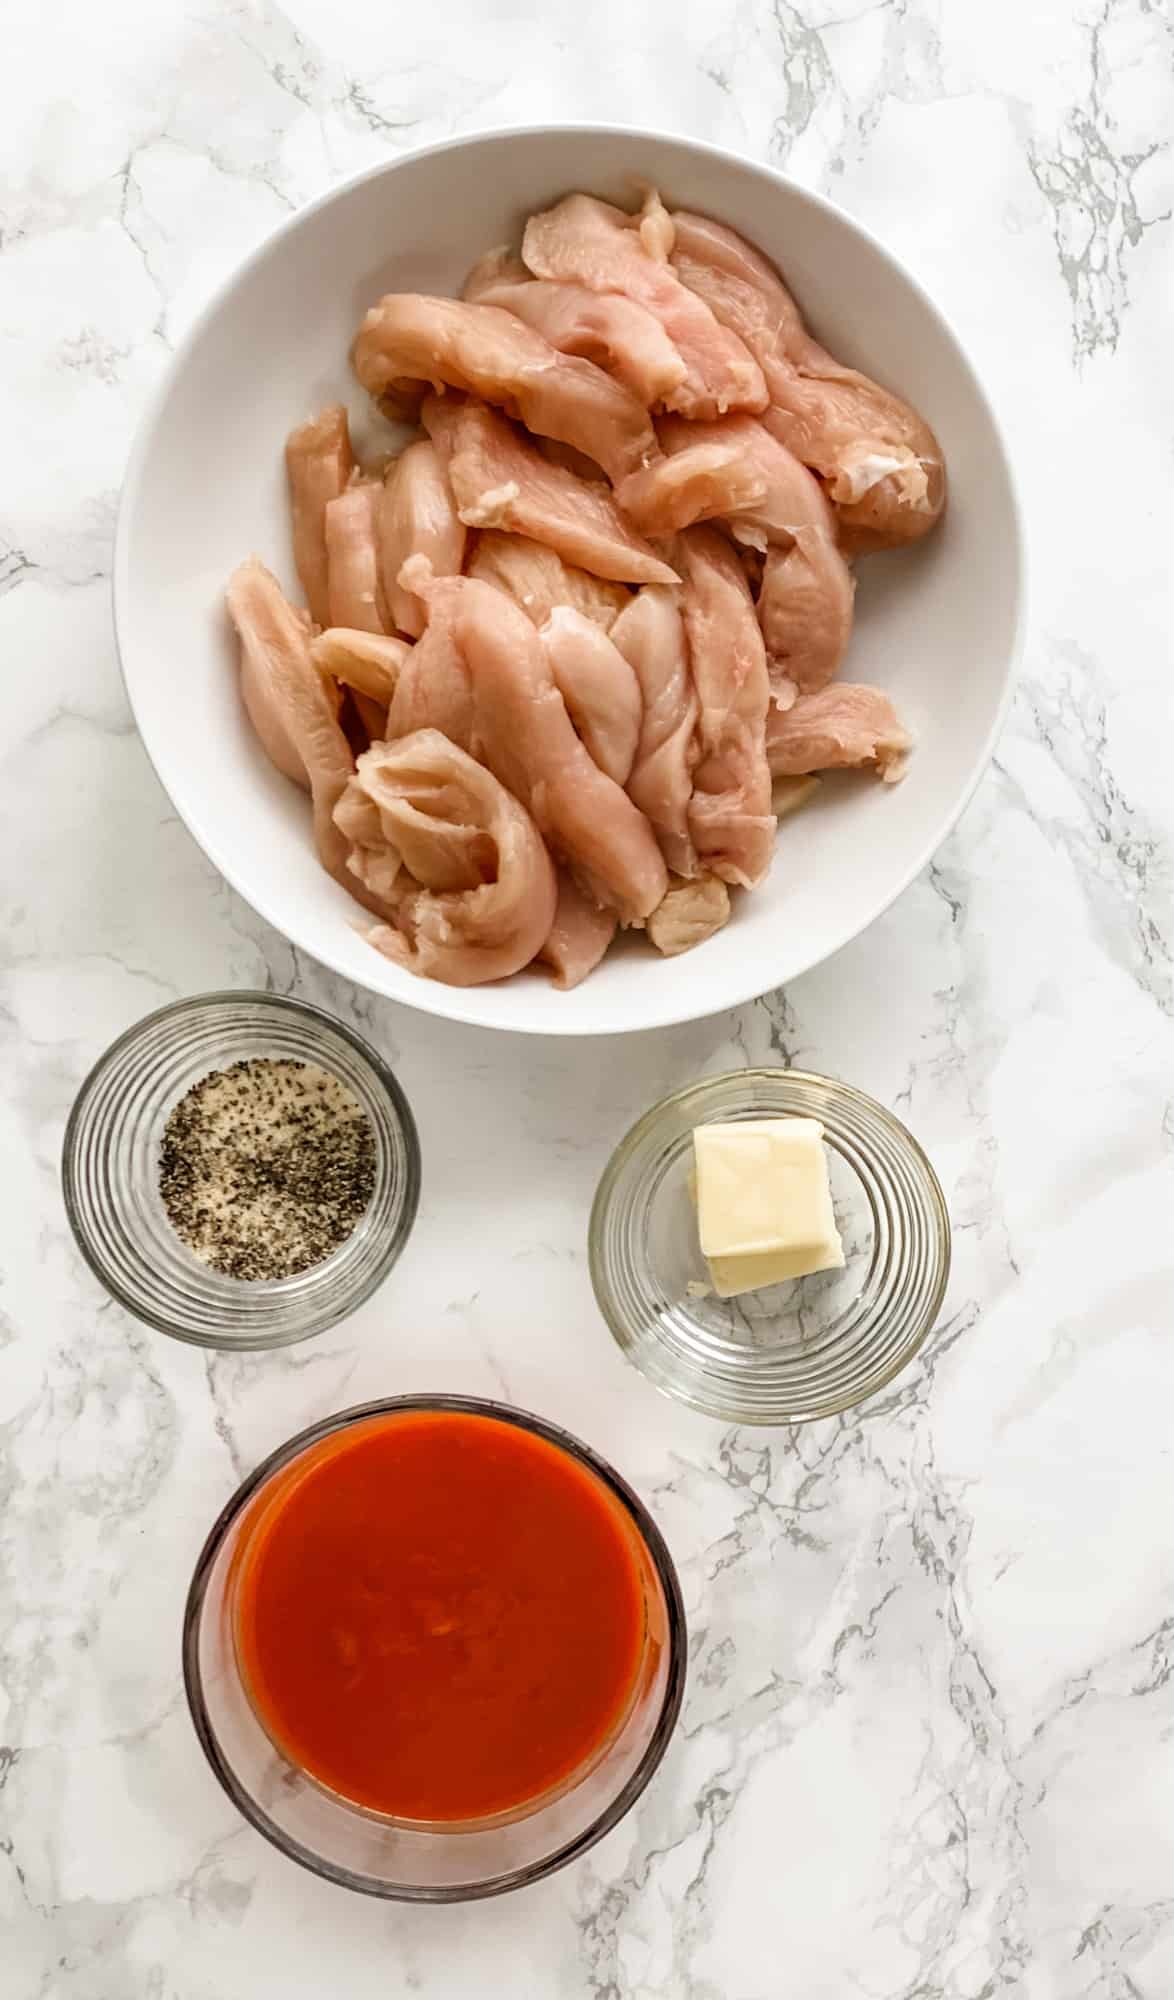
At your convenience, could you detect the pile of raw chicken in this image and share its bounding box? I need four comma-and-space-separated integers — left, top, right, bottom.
227, 190, 944, 989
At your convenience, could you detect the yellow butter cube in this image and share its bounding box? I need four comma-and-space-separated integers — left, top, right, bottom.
692, 1117, 844, 1299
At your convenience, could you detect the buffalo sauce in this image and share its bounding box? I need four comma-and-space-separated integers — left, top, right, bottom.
232, 1409, 649, 1822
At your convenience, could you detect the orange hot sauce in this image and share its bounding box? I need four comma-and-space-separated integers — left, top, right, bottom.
233, 1409, 649, 1823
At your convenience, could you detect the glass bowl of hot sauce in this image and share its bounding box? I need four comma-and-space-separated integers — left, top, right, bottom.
183, 1395, 686, 1900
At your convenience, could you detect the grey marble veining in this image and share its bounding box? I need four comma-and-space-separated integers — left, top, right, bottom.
3, 0, 1174, 1993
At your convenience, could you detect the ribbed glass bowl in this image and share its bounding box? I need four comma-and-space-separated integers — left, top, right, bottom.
62, 992, 420, 1349
590, 1068, 950, 1424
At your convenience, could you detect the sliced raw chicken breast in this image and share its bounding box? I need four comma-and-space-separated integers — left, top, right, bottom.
765, 685, 911, 780
757, 541, 854, 703
334, 730, 558, 987
312, 629, 412, 706
676, 527, 775, 889
407, 567, 668, 923
379, 439, 466, 639
464, 250, 688, 408
646, 873, 731, 956
610, 586, 699, 878
651, 414, 854, 699
326, 781, 403, 907
423, 396, 676, 586
670, 211, 945, 547
539, 606, 643, 785
522, 193, 767, 421
384, 574, 474, 752
772, 773, 821, 819
226, 559, 360, 891
228, 560, 315, 790
325, 481, 389, 634
345, 756, 495, 892
635, 187, 676, 264
538, 871, 618, 989
617, 443, 768, 536
285, 405, 354, 629
351, 293, 656, 485
460, 247, 528, 297
466, 531, 630, 630
646, 413, 833, 541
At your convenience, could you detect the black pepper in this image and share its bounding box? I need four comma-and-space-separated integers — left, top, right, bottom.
158, 1058, 376, 1281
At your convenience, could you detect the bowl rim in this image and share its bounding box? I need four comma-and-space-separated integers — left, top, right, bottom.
114, 122, 1027, 1039
182, 1391, 688, 1900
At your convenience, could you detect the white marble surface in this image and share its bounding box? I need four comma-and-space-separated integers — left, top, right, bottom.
3, 1, 1173, 1992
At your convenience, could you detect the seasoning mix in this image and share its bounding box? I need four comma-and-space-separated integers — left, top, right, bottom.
158, 1058, 376, 1281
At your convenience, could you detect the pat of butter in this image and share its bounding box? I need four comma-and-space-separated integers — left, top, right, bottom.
693, 1117, 844, 1299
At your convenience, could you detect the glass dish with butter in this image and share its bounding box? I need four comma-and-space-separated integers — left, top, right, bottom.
590, 1069, 950, 1424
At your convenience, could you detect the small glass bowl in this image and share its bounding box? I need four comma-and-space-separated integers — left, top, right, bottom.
183, 1394, 686, 1901
62, 991, 420, 1350
590, 1068, 950, 1425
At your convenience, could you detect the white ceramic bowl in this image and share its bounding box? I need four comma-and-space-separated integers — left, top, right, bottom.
116, 125, 1023, 1037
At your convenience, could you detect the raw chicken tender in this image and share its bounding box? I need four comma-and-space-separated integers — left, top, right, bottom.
772, 773, 821, 819
653, 413, 835, 543
617, 443, 768, 536
765, 684, 910, 780
326, 781, 403, 907
338, 742, 498, 892
522, 193, 767, 421
325, 481, 389, 634
351, 293, 657, 485
407, 567, 667, 923
654, 414, 854, 699
647, 874, 730, 956
676, 528, 775, 889
334, 730, 558, 987
385, 582, 474, 752
467, 532, 629, 630
464, 250, 688, 408
285, 405, 354, 629
379, 440, 465, 638
635, 187, 676, 264
312, 629, 411, 706
424, 396, 676, 585
538, 871, 619, 989
610, 586, 699, 878
670, 211, 945, 547
540, 606, 643, 786
226, 560, 359, 891
757, 540, 854, 704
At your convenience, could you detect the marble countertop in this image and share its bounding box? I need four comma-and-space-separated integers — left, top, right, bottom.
4, 1, 1173, 1993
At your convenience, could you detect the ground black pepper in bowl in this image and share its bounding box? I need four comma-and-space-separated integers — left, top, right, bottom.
159, 1059, 377, 1281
